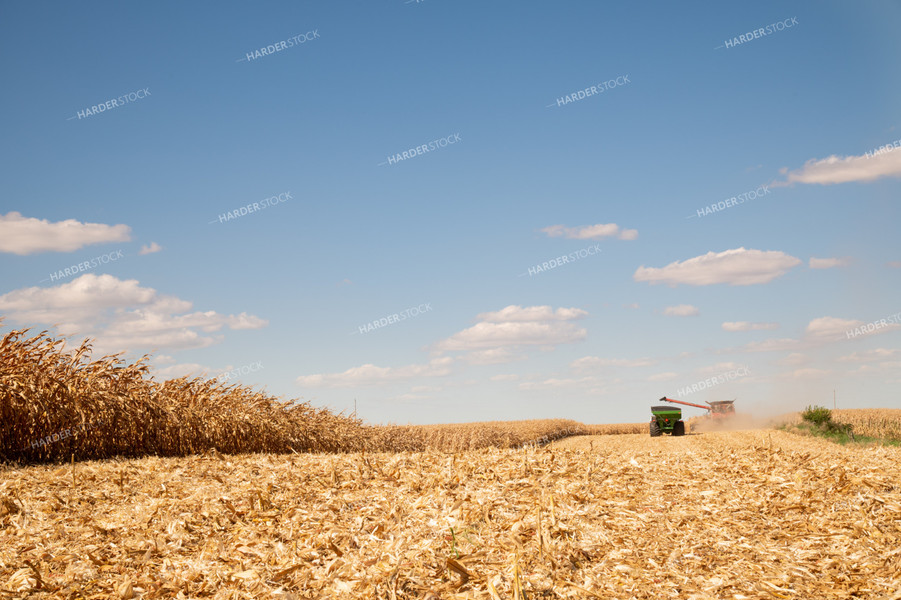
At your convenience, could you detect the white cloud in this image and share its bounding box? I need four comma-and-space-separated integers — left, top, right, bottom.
887, 261, 901, 269
743, 338, 802, 353
155, 363, 213, 380
779, 353, 807, 366
436, 322, 586, 353
387, 393, 434, 404
696, 362, 749, 375
624, 303, 640, 309
648, 372, 678, 382
837, 348, 899, 363
783, 368, 831, 379
0, 273, 267, 355
139, 242, 162, 255
773, 148, 901, 186
540, 223, 638, 241
227, 312, 268, 330
435, 305, 587, 353
806, 316, 863, 341
634, 248, 801, 286
518, 376, 601, 391
411, 385, 439, 393
738, 313, 900, 354
476, 305, 588, 323
0, 274, 161, 325
571, 356, 655, 371
809, 257, 850, 269
296, 357, 454, 389
461, 348, 525, 365
0, 212, 131, 255
722, 321, 779, 332
490, 374, 519, 382
663, 304, 699, 317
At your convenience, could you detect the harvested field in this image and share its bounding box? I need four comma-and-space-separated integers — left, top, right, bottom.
370, 420, 589, 453
583, 423, 645, 436
2, 430, 899, 599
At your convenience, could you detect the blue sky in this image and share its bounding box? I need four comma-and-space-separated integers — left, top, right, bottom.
1, 0, 900, 424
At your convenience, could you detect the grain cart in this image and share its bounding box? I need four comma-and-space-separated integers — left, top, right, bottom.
659, 397, 736, 420
649, 405, 685, 437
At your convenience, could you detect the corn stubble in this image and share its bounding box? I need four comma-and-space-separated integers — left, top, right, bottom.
2, 430, 899, 598
0, 323, 639, 463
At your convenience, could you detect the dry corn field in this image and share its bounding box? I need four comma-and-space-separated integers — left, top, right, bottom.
1, 430, 900, 599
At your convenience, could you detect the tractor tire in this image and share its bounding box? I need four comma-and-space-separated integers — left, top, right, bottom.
649, 420, 662, 437
673, 421, 685, 437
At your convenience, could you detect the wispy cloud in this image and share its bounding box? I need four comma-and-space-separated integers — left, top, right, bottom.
722, 321, 779, 331
809, 257, 850, 269
571, 356, 655, 371
837, 348, 899, 363
296, 357, 454, 389
773, 147, 901, 186
663, 304, 699, 317
648, 371, 678, 382
541, 223, 637, 241
634, 248, 801, 286
139, 242, 162, 255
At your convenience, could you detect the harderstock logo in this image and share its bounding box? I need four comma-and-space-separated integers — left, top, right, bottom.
67, 88, 151, 121
209, 192, 291, 224
715, 17, 798, 50
519, 244, 602, 277
354, 303, 433, 335
687, 186, 771, 219
845, 312, 901, 339
675, 366, 751, 397
547, 75, 631, 108
237, 30, 321, 63
379, 133, 461, 166
40, 249, 126, 283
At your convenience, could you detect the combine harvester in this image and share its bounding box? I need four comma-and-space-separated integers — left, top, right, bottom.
649, 396, 736, 437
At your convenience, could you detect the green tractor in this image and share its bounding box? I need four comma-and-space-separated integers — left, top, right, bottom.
650, 405, 685, 437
